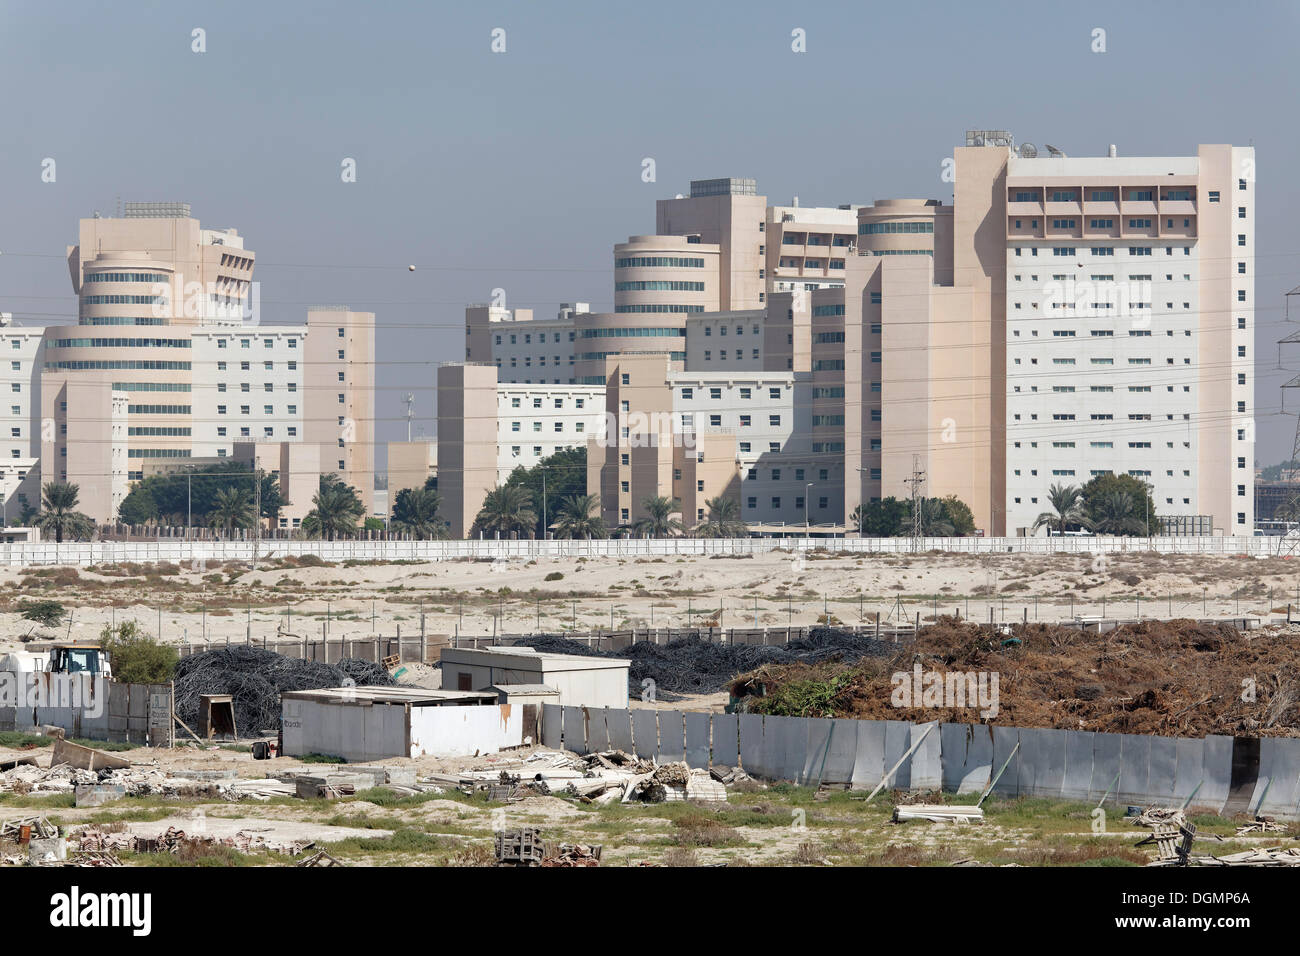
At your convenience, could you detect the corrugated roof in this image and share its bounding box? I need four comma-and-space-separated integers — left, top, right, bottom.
281, 687, 496, 706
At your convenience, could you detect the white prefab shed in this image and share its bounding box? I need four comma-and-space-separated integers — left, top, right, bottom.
440, 646, 630, 709
280, 686, 525, 761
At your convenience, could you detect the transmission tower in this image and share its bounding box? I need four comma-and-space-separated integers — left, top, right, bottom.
1276, 286, 1300, 551
903, 453, 926, 552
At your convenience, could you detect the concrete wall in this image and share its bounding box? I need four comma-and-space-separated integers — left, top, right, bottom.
0, 533, 1287, 568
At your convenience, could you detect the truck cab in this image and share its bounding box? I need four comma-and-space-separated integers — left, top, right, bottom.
47, 644, 112, 679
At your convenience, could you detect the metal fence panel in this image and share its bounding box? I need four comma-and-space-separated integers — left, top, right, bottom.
711, 714, 739, 769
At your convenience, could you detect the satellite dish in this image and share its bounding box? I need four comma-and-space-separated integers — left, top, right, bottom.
1018, 143, 1038, 159
1045, 144, 1067, 158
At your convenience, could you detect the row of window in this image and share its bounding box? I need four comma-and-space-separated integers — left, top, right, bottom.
614, 256, 706, 268
614, 281, 704, 292
858, 221, 934, 235
614, 305, 705, 314
700, 349, 762, 361
83, 272, 170, 283
128, 405, 191, 415
48, 338, 190, 349
681, 386, 785, 400
509, 396, 589, 409
79, 316, 166, 326
496, 330, 573, 345
128, 427, 191, 437
700, 324, 762, 335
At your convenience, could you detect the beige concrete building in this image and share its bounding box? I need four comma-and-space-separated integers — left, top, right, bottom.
40, 375, 128, 524
441, 137, 1256, 538
302, 307, 376, 516
387, 440, 437, 499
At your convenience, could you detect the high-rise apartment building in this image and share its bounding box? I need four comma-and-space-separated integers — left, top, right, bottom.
444, 135, 1257, 538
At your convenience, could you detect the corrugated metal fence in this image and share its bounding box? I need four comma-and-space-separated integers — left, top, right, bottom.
542, 705, 1300, 819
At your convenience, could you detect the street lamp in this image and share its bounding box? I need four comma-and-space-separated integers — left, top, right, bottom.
805, 482, 813, 537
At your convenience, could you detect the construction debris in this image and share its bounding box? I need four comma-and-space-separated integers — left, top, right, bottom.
50, 738, 131, 772
296, 849, 346, 867
540, 843, 602, 867
892, 804, 985, 824
1130, 806, 1187, 829
1137, 822, 1197, 866
70, 825, 314, 858
1235, 818, 1287, 836
1192, 847, 1300, 866
495, 827, 545, 867
1, 816, 57, 841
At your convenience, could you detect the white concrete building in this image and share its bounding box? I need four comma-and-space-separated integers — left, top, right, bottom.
496, 382, 604, 482
1003, 148, 1254, 535
191, 327, 307, 458
0, 314, 43, 522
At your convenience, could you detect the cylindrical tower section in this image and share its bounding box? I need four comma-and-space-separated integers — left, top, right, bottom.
856, 199, 952, 284
613, 236, 720, 314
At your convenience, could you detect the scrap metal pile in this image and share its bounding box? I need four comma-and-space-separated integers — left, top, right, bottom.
173, 646, 393, 735
516, 628, 895, 696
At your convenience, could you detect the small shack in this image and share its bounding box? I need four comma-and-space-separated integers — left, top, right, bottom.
280, 686, 524, 761
441, 646, 630, 708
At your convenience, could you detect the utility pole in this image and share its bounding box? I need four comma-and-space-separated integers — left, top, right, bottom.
903, 454, 926, 553
250, 470, 261, 571
403, 393, 415, 442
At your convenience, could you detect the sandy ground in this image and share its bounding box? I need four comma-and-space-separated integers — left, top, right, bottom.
1, 548, 1297, 656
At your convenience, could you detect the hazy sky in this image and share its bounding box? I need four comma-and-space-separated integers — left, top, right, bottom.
3, 0, 1299, 468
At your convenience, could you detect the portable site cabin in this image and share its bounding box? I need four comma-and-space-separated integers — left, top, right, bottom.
280, 686, 522, 761
440, 646, 630, 709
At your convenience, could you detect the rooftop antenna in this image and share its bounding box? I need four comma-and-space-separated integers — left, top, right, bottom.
403, 393, 415, 442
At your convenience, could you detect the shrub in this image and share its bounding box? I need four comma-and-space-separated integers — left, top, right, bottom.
99, 621, 179, 684
18, 599, 65, 628
544, 571, 564, 582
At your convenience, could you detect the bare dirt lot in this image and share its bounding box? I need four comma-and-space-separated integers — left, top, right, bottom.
0, 739, 1282, 868
1, 549, 1295, 654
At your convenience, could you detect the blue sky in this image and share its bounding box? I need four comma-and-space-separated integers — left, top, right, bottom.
2, 0, 1298, 463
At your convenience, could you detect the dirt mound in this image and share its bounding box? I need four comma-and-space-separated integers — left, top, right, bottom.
730, 618, 1300, 738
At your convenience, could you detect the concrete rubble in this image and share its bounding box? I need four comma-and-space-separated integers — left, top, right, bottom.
428, 748, 749, 805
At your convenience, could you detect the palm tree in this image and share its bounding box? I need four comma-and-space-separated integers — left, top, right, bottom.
472, 485, 537, 538
1089, 491, 1147, 536
1032, 483, 1091, 536
553, 494, 606, 539
303, 480, 365, 540
634, 496, 682, 537
206, 487, 254, 536
390, 487, 447, 538
695, 496, 747, 538
35, 481, 95, 543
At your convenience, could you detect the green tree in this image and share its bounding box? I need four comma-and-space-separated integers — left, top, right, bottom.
1032, 483, 1091, 535
503, 446, 587, 537
207, 487, 255, 535
695, 496, 747, 537
18, 599, 65, 628
1089, 491, 1148, 536
634, 496, 682, 537
35, 481, 95, 543
849, 497, 909, 536
1081, 473, 1156, 536
303, 476, 366, 540
472, 484, 537, 538
938, 495, 977, 536
100, 620, 179, 684
552, 494, 606, 539
390, 487, 448, 538
117, 485, 159, 525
